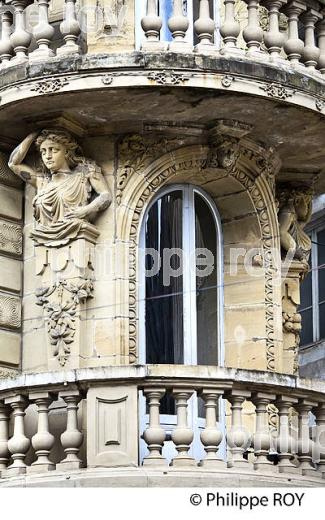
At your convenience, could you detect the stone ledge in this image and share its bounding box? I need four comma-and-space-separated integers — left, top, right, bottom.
0, 466, 324, 488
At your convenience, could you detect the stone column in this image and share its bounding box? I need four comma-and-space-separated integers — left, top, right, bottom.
313, 402, 325, 477
296, 399, 317, 476
276, 396, 298, 474
171, 389, 196, 466
252, 392, 276, 471
199, 388, 225, 468
56, 390, 84, 470
220, 0, 241, 52
10, 0, 32, 63
28, 391, 55, 473
317, 15, 325, 75
168, 0, 192, 52
194, 0, 216, 53
243, 0, 264, 55
301, 9, 322, 70
0, 9, 13, 67
283, 1, 306, 65
4, 395, 30, 476
57, 0, 81, 56
141, 0, 166, 51
0, 401, 10, 475
29, 0, 55, 61
226, 389, 252, 468
142, 388, 167, 466
261, 0, 286, 59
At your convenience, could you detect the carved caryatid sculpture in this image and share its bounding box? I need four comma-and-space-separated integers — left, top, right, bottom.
8, 129, 111, 367
8, 129, 111, 247
277, 186, 312, 263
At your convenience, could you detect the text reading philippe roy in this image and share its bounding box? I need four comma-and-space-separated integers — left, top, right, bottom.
189, 492, 305, 510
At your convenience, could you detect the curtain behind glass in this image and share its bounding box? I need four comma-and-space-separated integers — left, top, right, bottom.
145, 191, 184, 364
195, 193, 218, 365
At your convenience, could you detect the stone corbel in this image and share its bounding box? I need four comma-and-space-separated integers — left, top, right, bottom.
206, 120, 252, 170
35, 225, 98, 368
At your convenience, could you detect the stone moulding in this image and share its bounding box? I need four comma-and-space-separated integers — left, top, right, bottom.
120, 133, 281, 370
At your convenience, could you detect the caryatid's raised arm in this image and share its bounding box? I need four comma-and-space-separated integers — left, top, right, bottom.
8, 132, 39, 187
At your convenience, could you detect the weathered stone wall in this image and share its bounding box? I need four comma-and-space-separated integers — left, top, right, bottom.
0, 153, 23, 374
21, 127, 283, 374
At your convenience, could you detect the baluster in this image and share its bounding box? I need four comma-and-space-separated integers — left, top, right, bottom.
171, 389, 196, 466
226, 390, 252, 468
199, 389, 225, 468
283, 1, 306, 65
243, 0, 264, 55
220, 0, 241, 52
296, 399, 317, 476
194, 0, 216, 52
313, 403, 325, 477
56, 390, 84, 470
141, 0, 165, 51
10, 0, 32, 63
142, 388, 167, 466
252, 392, 275, 471
0, 9, 14, 67
301, 9, 322, 71
276, 396, 298, 473
28, 392, 55, 473
3, 395, 30, 476
29, 0, 55, 61
168, 0, 192, 52
261, 0, 286, 59
57, 0, 81, 56
0, 401, 10, 475
317, 15, 325, 74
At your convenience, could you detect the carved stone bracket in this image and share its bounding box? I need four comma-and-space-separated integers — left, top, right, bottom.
34, 227, 97, 368
282, 260, 309, 375
206, 120, 252, 170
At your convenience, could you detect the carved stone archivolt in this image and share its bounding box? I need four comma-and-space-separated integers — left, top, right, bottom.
120, 121, 281, 369
8, 128, 111, 367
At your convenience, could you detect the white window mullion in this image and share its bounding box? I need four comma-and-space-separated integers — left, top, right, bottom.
311, 230, 319, 342
182, 185, 197, 365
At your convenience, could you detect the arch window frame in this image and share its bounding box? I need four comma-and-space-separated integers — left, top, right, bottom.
138, 183, 224, 367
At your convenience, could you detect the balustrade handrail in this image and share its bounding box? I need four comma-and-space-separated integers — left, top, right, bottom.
1, 1, 325, 78
0, 365, 325, 481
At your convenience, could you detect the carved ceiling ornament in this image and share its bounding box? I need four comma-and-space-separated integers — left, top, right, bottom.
206, 120, 252, 170
123, 128, 281, 371
30, 78, 69, 94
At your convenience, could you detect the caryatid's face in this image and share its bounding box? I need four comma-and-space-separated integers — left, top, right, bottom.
40, 139, 70, 173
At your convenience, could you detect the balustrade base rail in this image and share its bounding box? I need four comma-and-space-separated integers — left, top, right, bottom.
0, 366, 325, 484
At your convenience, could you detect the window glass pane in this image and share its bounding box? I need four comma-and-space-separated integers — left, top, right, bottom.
300, 267, 312, 310
145, 191, 184, 364
300, 309, 313, 346
317, 229, 325, 303
319, 303, 325, 340
195, 193, 218, 365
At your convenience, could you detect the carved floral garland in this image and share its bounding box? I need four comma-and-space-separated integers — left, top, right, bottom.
36, 279, 93, 366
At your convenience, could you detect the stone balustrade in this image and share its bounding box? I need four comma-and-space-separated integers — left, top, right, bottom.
0, 366, 324, 485
0, 0, 325, 76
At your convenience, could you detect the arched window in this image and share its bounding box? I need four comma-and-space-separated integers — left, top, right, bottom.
139, 184, 223, 366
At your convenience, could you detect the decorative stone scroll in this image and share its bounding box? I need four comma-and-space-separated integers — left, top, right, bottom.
8, 129, 111, 368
